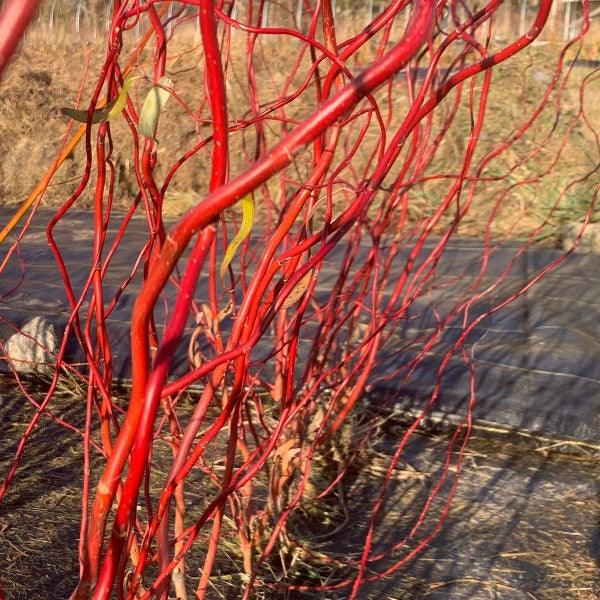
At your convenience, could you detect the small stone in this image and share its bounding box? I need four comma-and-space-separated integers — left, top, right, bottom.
4, 317, 57, 374
533, 69, 553, 85
560, 222, 600, 254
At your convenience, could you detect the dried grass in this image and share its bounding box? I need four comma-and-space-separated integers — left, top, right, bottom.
0, 21, 599, 247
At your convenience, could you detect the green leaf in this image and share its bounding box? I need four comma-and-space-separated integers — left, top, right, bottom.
220, 194, 255, 280
59, 75, 138, 124
60, 103, 116, 124
139, 76, 172, 141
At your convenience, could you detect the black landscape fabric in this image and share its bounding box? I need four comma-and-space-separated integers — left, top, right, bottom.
1, 208, 598, 442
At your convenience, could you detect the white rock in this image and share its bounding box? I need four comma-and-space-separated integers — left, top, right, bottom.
560, 222, 600, 254
5, 317, 57, 374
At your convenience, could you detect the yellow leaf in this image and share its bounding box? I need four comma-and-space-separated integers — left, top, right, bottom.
220, 194, 255, 280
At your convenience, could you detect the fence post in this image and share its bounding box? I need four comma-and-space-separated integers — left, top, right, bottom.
166, 1, 173, 37
75, 0, 85, 35
564, 0, 572, 40
48, 0, 56, 30
519, 0, 527, 36
231, 2, 237, 36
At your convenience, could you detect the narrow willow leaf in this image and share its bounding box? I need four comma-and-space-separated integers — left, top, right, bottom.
59, 75, 137, 124
282, 270, 313, 309
220, 194, 255, 280
60, 103, 115, 124
106, 75, 137, 120
139, 76, 172, 140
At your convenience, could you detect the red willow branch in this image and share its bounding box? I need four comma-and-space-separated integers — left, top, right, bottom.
77, 5, 435, 599
0, 0, 42, 77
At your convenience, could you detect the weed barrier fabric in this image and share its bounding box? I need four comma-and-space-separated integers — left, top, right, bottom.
1, 209, 599, 442
372, 252, 600, 442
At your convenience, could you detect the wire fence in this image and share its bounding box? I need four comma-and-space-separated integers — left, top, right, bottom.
18, 0, 594, 43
